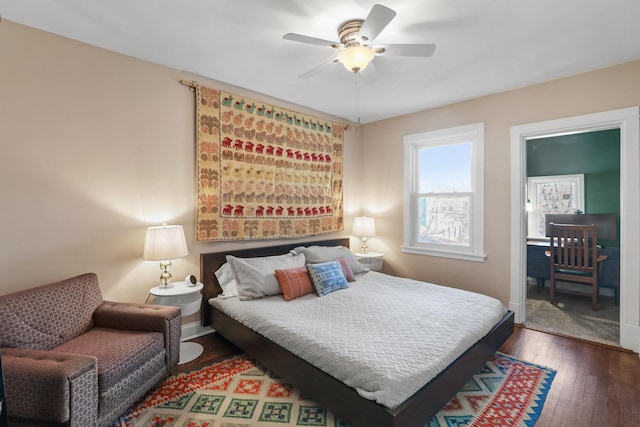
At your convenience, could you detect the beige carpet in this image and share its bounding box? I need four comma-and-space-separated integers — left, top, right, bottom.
526, 283, 620, 347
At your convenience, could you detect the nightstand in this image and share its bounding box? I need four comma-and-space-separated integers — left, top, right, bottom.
149, 281, 204, 364
355, 251, 384, 272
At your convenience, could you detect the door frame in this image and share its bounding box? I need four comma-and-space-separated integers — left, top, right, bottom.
509, 106, 640, 352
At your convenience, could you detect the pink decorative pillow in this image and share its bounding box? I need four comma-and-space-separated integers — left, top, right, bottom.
337, 257, 356, 282
275, 266, 314, 301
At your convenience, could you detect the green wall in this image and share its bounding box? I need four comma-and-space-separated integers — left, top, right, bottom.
526, 128, 620, 245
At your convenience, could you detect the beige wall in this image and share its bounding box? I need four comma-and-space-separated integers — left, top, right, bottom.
2, 20, 639, 315
361, 60, 640, 305
0, 21, 362, 309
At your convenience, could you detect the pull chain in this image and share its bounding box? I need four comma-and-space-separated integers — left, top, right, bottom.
355, 75, 361, 130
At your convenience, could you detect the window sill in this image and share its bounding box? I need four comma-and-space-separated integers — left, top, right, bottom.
401, 245, 486, 262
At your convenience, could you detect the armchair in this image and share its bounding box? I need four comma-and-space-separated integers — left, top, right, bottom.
0, 273, 182, 426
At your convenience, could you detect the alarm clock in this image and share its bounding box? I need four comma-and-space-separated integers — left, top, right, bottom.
185, 274, 198, 286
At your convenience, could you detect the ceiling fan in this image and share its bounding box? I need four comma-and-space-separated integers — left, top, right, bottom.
283, 4, 436, 79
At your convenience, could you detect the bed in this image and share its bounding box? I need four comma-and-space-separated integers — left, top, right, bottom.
200, 238, 514, 427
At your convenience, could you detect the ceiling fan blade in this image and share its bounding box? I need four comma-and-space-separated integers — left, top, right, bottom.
377, 43, 436, 57
298, 56, 338, 79
283, 33, 341, 48
358, 4, 396, 43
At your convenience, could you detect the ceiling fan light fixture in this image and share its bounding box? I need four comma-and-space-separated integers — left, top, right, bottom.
337, 45, 375, 73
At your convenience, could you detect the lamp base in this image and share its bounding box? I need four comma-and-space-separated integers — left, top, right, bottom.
159, 260, 173, 288
360, 237, 369, 254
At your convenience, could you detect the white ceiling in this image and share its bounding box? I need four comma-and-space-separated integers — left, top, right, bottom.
3, 0, 640, 124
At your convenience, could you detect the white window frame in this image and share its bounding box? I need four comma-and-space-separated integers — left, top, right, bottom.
402, 122, 485, 262
527, 174, 585, 239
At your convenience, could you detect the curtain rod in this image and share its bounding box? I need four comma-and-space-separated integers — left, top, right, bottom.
180, 79, 352, 130
180, 80, 197, 91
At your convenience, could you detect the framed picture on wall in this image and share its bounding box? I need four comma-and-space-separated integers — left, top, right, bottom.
527, 174, 584, 239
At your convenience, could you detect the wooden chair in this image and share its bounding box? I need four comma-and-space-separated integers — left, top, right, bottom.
547, 223, 607, 311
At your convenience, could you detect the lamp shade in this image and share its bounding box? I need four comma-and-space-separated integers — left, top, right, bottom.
352, 216, 376, 237
143, 224, 188, 261
337, 46, 375, 73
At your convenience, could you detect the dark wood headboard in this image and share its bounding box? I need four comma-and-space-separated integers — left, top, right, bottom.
199, 237, 350, 326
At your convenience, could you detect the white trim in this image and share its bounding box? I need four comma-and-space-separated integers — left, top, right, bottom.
403, 122, 485, 261
401, 245, 486, 262
181, 321, 214, 341
510, 106, 640, 352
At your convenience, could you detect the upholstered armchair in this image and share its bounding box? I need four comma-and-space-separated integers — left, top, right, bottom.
0, 273, 182, 426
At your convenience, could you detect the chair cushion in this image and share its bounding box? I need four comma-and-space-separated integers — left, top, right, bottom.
555, 268, 593, 277
51, 327, 164, 390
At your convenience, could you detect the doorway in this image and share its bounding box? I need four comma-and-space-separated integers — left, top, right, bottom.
509, 106, 640, 353
524, 130, 620, 346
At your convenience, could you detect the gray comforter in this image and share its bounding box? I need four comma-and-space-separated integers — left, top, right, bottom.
210, 271, 507, 409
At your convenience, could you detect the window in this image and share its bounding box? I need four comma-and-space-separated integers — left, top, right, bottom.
403, 123, 485, 261
527, 174, 584, 239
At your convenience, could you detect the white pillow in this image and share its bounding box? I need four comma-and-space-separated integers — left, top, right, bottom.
227, 253, 306, 300
214, 263, 239, 299
291, 245, 367, 275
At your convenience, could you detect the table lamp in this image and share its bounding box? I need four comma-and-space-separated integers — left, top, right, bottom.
143, 223, 188, 288
352, 216, 376, 254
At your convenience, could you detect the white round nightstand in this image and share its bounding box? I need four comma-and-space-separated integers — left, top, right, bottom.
354, 251, 384, 271
150, 281, 204, 364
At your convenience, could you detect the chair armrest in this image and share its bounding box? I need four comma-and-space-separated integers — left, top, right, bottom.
2, 347, 97, 425
93, 301, 182, 371
597, 254, 608, 276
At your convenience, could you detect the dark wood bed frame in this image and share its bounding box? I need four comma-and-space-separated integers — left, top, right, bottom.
200, 238, 515, 427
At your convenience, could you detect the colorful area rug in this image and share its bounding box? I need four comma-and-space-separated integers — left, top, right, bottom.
112, 352, 555, 427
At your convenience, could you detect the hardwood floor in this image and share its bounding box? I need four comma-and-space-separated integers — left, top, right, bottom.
174, 333, 242, 375
179, 325, 640, 427
500, 326, 639, 427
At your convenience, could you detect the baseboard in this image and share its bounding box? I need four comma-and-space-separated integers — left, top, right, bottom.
621, 323, 640, 354
508, 300, 523, 323
181, 321, 214, 341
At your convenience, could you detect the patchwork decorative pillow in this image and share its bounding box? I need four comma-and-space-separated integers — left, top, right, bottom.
227, 253, 306, 300
292, 245, 367, 275
307, 261, 349, 296
214, 263, 239, 299
275, 266, 314, 301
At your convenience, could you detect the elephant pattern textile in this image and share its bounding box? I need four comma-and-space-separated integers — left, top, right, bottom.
196, 85, 345, 241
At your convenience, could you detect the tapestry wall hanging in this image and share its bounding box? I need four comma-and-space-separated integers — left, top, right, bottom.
196, 84, 345, 241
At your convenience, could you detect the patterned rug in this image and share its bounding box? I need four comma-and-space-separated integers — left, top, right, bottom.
112, 352, 555, 427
